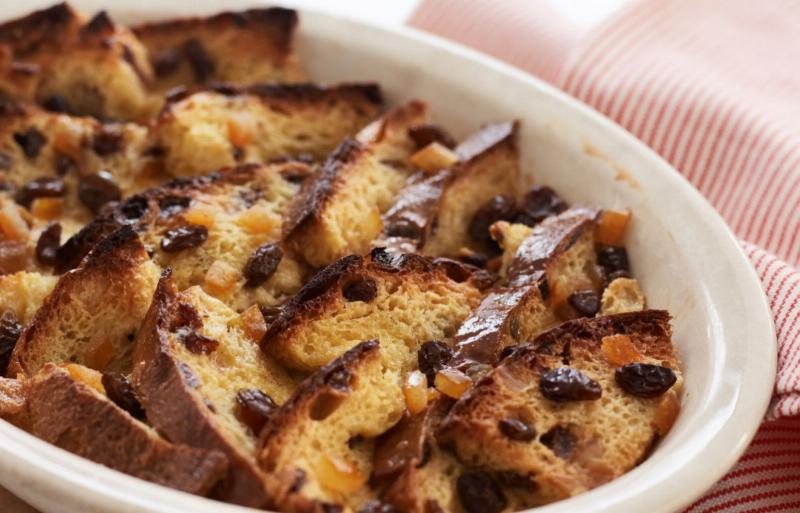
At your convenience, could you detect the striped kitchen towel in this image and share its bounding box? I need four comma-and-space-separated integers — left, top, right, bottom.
410, 0, 800, 511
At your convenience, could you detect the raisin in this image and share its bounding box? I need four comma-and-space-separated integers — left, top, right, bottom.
236, 388, 277, 434
42, 94, 70, 113
183, 39, 215, 82
158, 195, 191, 217
101, 372, 145, 420
384, 219, 423, 240
408, 124, 456, 149
458, 251, 489, 269
342, 278, 378, 302
152, 47, 181, 77
539, 367, 602, 402
92, 126, 123, 155
289, 469, 307, 492
78, 171, 122, 213
0, 311, 22, 375
498, 418, 537, 441
15, 177, 65, 207
568, 290, 600, 317
605, 269, 631, 286
171, 302, 203, 331
54, 153, 76, 176
259, 304, 283, 326
347, 435, 364, 449
615, 363, 677, 398
468, 195, 517, 244
321, 504, 343, 513
13, 128, 47, 159
540, 425, 576, 459
120, 196, 149, 221
180, 331, 219, 354
358, 501, 397, 513
516, 186, 567, 226
35, 222, 61, 266
243, 243, 283, 287
418, 340, 454, 386
457, 471, 507, 513
596, 245, 630, 273
160, 224, 208, 252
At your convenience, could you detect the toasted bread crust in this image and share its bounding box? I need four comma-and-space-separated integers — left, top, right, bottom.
453, 208, 599, 366
131, 273, 274, 507
27, 363, 228, 495
379, 121, 519, 257
134, 7, 303, 90
261, 248, 485, 372
0, 377, 28, 429
9, 226, 159, 376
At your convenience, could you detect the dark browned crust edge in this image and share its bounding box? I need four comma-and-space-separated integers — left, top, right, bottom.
454, 120, 519, 163
261, 248, 485, 351
131, 272, 271, 507
532, 309, 673, 360
0, 3, 80, 57
56, 162, 288, 273
27, 363, 228, 495
9, 226, 148, 376
133, 7, 298, 55
281, 137, 366, 241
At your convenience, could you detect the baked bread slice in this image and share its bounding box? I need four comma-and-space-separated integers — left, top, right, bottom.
134, 8, 304, 93
58, 162, 307, 311
132, 273, 297, 507
0, 100, 162, 243
8, 226, 160, 376
0, 4, 157, 121
258, 339, 405, 513
0, 271, 58, 325
438, 310, 682, 506
453, 208, 600, 367
283, 101, 428, 267
262, 248, 486, 373
151, 83, 382, 177
26, 363, 228, 496
379, 122, 520, 258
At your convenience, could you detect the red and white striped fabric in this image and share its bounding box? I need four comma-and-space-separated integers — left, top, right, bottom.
410, 0, 800, 511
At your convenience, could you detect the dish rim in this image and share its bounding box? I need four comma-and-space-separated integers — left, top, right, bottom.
0, 3, 776, 513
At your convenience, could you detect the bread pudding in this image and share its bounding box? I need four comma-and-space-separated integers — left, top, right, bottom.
0, 4, 682, 513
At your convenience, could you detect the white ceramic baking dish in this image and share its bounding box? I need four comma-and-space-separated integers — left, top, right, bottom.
0, 1, 776, 513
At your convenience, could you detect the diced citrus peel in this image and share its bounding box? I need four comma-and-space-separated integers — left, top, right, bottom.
30, 198, 63, 221
600, 334, 643, 367
183, 203, 216, 228
85, 339, 115, 371
204, 259, 238, 294
403, 370, 428, 415
237, 206, 278, 235
64, 364, 105, 394
227, 114, 255, 148
0, 199, 30, 241
317, 454, 367, 494
238, 304, 267, 343
595, 209, 630, 246
409, 142, 459, 173
435, 368, 472, 399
